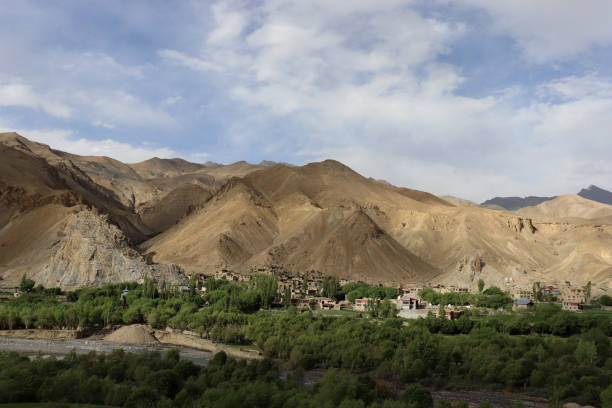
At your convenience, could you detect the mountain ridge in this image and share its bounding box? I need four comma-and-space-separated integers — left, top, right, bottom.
1, 133, 611, 293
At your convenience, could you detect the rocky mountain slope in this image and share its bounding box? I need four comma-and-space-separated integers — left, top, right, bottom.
1, 133, 611, 293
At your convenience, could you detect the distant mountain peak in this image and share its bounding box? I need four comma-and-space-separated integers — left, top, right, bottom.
578, 185, 612, 205
480, 195, 556, 211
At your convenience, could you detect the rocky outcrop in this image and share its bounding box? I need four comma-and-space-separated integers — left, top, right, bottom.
456, 254, 485, 283
507, 217, 537, 234
33, 210, 186, 290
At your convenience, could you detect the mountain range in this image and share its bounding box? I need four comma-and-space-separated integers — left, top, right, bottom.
0, 133, 610, 294
479, 185, 612, 211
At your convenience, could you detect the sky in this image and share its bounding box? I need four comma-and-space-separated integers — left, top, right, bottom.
1, 1, 611, 202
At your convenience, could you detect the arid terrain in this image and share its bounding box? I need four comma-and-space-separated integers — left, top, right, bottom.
1, 132, 611, 293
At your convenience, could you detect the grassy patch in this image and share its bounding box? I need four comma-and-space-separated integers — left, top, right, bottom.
226, 343, 260, 351
316, 309, 360, 317
583, 309, 612, 317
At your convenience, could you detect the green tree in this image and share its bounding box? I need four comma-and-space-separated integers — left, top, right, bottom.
478, 279, 485, 293
302, 275, 309, 298
255, 274, 278, 309
402, 384, 433, 408
574, 340, 598, 365
188, 274, 197, 296
19, 275, 35, 292
379, 299, 397, 319
283, 287, 291, 309
532, 282, 543, 302
321, 276, 341, 300
586, 281, 591, 303
601, 385, 612, 408
599, 294, 612, 306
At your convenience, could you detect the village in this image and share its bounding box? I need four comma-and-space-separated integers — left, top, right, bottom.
189, 267, 592, 319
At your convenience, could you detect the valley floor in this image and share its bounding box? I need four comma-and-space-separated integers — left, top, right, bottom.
0, 333, 554, 408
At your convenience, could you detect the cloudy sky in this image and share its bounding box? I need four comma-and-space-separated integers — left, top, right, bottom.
1, 1, 611, 202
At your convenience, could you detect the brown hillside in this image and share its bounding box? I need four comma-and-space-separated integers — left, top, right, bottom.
1, 133, 611, 293
140, 183, 213, 233
0, 133, 186, 289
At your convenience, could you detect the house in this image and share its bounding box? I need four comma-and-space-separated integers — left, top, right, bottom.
440, 309, 464, 320
561, 285, 586, 304
318, 297, 336, 310
451, 287, 469, 293
396, 295, 420, 310
291, 298, 312, 309
562, 301, 581, 312
401, 287, 423, 297
338, 300, 353, 310
543, 285, 561, 297
431, 285, 451, 294
353, 298, 371, 311
513, 288, 533, 300
513, 299, 534, 310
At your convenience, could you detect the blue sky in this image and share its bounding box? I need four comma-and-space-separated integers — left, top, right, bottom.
1, 0, 612, 202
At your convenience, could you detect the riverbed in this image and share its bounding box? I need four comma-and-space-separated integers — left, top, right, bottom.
0, 336, 214, 365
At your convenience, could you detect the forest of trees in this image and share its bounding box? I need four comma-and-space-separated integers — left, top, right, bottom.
1, 345, 611, 407
1, 279, 611, 406
417, 287, 514, 310
0, 349, 451, 407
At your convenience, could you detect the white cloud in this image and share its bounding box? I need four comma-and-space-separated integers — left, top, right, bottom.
10, 128, 180, 163
92, 120, 116, 129
80, 90, 176, 128
539, 74, 612, 100
207, 2, 247, 44
163, 95, 182, 106
452, 0, 612, 62
3, 1, 612, 201
187, 151, 210, 161
157, 1, 612, 200
61, 52, 146, 80
0, 62, 175, 129
0, 80, 72, 118
158, 49, 218, 72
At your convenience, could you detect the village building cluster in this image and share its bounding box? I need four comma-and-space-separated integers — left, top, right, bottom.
188, 267, 592, 317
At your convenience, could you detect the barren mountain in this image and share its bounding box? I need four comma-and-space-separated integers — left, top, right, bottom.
578, 185, 612, 206
440, 195, 477, 207
518, 195, 612, 222
1, 133, 611, 293
0, 133, 186, 289
480, 195, 556, 211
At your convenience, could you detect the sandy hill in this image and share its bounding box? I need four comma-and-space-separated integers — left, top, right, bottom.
1, 133, 612, 293
130, 157, 206, 178
518, 195, 612, 222
441, 195, 477, 207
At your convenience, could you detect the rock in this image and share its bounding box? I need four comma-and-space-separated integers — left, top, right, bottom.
32, 210, 186, 290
